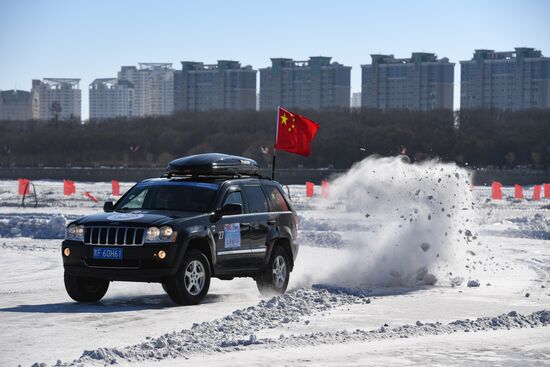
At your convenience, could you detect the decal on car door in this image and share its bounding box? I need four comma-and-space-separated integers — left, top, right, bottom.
224, 223, 241, 249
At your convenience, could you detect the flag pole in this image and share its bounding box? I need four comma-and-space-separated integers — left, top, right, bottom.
271, 107, 280, 180
271, 152, 276, 180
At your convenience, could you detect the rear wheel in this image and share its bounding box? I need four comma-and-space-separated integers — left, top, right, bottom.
64, 272, 109, 303
166, 249, 211, 305
256, 246, 290, 296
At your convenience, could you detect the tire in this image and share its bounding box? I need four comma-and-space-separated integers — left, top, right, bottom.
166, 249, 211, 305
161, 282, 177, 300
64, 272, 109, 303
256, 246, 290, 296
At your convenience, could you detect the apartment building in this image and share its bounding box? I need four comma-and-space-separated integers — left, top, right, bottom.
361, 53, 454, 110
259, 56, 351, 111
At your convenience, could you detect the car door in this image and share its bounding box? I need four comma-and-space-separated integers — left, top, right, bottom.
212, 188, 254, 269
241, 185, 271, 265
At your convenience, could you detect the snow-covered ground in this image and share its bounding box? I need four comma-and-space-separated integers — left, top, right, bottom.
0, 158, 549, 367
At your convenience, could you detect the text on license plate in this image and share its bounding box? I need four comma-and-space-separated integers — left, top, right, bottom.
93, 247, 123, 260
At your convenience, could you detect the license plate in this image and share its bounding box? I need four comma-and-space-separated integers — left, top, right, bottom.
93, 247, 123, 260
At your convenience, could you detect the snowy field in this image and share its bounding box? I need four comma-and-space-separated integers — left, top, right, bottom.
0, 157, 549, 367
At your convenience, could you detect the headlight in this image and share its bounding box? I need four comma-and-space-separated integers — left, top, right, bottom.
145, 226, 175, 243
66, 224, 84, 241
159, 226, 174, 241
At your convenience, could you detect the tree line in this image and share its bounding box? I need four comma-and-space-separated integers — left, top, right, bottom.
0, 108, 549, 169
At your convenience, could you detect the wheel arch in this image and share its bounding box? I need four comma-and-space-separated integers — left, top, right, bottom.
185, 237, 215, 275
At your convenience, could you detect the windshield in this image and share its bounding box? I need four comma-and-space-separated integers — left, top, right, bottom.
115, 181, 219, 212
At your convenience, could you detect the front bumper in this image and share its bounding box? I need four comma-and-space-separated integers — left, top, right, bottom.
62, 240, 181, 282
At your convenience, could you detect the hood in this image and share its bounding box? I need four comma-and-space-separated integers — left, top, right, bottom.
72, 210, 206, 227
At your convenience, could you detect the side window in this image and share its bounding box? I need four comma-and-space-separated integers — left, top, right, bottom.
223, 191, 243, 207
243, 186, 268, 213
264, 186, 289, 212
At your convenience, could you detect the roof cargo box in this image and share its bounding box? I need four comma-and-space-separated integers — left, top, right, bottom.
166, 153, 259, 177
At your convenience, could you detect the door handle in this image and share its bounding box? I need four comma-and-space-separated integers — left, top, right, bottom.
240, 223, 251, 231
267, 220, 276, 225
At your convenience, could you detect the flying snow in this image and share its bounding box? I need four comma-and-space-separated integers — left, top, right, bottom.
294, 155, 477, 288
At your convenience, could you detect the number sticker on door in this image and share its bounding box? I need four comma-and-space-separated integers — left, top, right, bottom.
224, 223, 241, 249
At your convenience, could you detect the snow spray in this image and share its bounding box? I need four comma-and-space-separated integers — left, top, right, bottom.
294, 156, 477, 288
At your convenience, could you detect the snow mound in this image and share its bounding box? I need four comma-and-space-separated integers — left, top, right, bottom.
299, 230, 344, 248
300, 156, 477, 288
0, 214, 67, 239
46, 308, 549, 367
270, 309, 550, 349
54, 288, 370, 366
506, 214, 550, 240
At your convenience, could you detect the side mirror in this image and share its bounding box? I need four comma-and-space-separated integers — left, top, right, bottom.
103, 201, 114, 212
211, 203, 242, 221
220, 203, 243, 216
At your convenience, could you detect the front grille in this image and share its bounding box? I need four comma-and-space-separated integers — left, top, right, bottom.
84, 226, 145, 246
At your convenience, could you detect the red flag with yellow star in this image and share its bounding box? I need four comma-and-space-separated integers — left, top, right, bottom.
275, 107, 319, 156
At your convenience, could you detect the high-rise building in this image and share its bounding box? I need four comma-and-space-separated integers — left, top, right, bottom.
460, 47, 550, 110
174, 60, 256, 111
31, 78, 81, 120
351, 92, 361, 109
118, 63, 174, 117
89, 78, 135, 120
259, 56, 351, 111
361, 53, 454, 110
0, 90, 32, 120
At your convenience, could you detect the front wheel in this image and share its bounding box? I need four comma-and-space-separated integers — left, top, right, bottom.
165, 249, 211, 305
256, 246, 290, 296
64, 272, 109, 303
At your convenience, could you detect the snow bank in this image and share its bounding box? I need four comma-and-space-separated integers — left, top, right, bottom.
45, 305, 549, 366
298, 156, 477, 288
503, 214, 550, 240
269, 309, 549, 350
51, 288, 370, 366
0, 214, 67, 239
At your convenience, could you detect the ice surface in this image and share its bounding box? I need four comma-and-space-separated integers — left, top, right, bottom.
0, 174, 549, 366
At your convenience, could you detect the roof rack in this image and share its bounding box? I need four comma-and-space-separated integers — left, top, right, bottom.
165, 153, 261, 178
163, 173, 263, 180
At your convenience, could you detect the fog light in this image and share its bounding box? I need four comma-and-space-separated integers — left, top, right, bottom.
157, 250, 166, 260
63, 248, 71, 257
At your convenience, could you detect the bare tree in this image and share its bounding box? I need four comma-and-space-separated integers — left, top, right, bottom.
49, 101, 62, 122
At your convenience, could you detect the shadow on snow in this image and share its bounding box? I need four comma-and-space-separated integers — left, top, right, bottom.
0, 293, 226, 313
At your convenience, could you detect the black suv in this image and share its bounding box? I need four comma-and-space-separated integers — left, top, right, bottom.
62, 153, 298, 305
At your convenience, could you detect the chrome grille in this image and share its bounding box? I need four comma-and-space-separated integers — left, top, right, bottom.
84, 226, 145, 246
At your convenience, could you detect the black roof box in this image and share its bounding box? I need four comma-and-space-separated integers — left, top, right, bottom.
166, 153, 259, 177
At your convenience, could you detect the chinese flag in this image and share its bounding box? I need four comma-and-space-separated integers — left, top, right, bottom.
275, 107, 319, 156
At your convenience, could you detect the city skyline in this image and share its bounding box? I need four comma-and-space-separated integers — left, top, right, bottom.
2, 48, 550, 121
1, 0, 549, 119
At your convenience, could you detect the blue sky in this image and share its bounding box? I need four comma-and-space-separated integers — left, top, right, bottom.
1, 0, 549, 119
